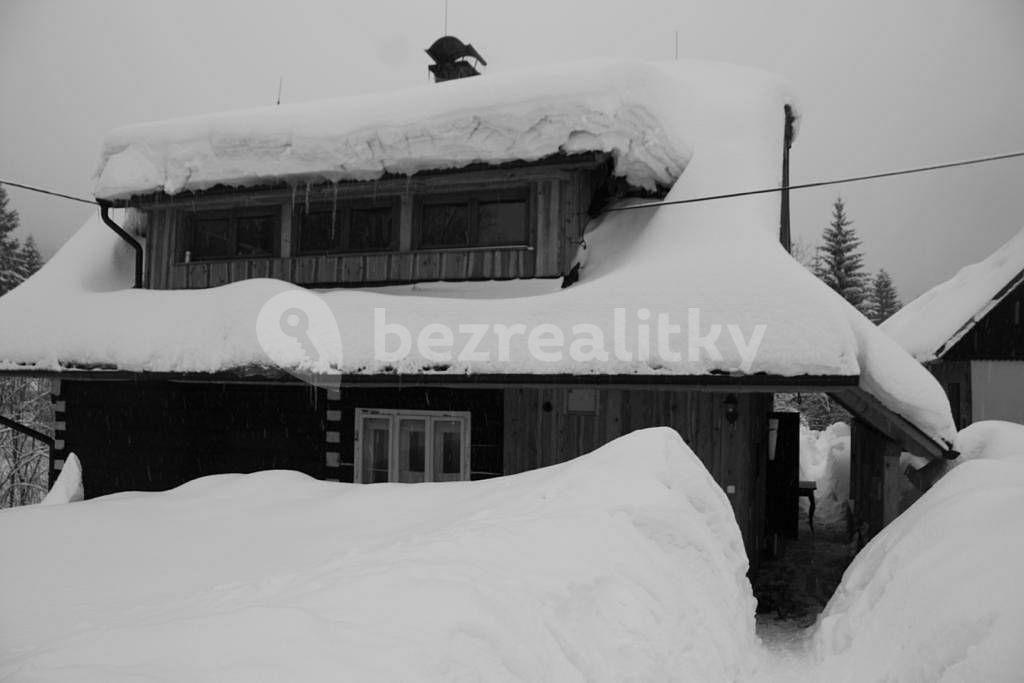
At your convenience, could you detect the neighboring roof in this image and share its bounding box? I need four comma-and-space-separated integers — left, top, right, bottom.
883, 227, 1024, 361
94, 60, 701, 201
0, 59, 956, 447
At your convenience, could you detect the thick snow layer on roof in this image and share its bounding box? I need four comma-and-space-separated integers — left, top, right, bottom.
94, 60, 700, 199
883, 227, 1024, 361
812, 455, 1024, 681
0, 428, 761, 681
0, 59, 955, 445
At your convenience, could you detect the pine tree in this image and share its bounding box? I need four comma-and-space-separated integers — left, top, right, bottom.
0, 186, 23, 296
817, 197, 868, 310
18, 235, 43, 280
867, 269, 901, 324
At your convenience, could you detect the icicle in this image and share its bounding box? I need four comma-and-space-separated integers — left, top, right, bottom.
304, 182, 311, 213
291, 183, 297, 212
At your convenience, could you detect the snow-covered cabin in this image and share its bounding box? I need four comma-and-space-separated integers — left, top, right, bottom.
0, 56, 956, 565
884, 227, 1024, 428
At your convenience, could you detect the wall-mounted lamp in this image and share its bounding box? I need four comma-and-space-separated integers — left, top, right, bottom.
724, 394, 739, 425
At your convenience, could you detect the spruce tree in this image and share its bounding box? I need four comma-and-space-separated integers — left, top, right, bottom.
0, 186, 23, 296
18, 235, 43, 280
817, 197, 868, 310
867, 269, 901, 324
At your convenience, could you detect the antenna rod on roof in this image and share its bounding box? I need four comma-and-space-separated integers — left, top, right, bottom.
444, 0, 448, 34
674, 30, 679, 60
276, 76, 283, 106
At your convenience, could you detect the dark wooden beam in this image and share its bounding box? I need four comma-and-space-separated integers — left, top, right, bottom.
832, 386, 952, 461
0, 366, 859, 391
0, 414, 53, 447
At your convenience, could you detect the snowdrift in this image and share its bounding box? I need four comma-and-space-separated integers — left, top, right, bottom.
812, 439, 1024, 680
798, 423, 850, 526
0, 428, 759, 682
952, 420, 1024, 466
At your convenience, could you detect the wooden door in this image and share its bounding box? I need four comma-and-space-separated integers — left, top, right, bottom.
765, 412, 800, 541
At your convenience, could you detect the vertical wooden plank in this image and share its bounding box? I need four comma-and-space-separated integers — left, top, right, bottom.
604, 389, 623, 443
340, 255, 362, 283
316, 255, 332, 283
270, 258, 288, 281
280, 203, 293, 258
534, 181, 549, 277
399, 191, 413, 252
882, 439, 903, 527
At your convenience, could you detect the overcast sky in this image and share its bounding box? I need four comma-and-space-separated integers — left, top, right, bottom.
1, 0, 1022, 300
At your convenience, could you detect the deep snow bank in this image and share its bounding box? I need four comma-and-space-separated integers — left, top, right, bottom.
812, 453, 1024, 680
799, 423, 850, 526
0, 428, 758, 682
952, 420, 1024, 466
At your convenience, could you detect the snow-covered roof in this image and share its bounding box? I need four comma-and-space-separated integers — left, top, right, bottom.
94, 60, 699, 200
883, 227, 1024, 361
0, 59, 956, 446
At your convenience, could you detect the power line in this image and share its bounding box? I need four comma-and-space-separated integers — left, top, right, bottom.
0, 179, 96, 206
3, 148, 1024, 212
608, 149, 1024, 213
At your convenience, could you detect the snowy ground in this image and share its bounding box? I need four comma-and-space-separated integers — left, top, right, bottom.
2, 424, 1023, 681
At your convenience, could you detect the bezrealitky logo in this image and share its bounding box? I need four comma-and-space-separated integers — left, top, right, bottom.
256, 297, 769, 389
255, 290, 344, 389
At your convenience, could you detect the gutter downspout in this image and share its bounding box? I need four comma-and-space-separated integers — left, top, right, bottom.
98, 201, 143, 289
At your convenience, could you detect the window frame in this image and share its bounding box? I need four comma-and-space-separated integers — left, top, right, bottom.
353, 408, 471, 483
295, 196, 400, 256
182, 206, 281, 263
414, 186, 532, 251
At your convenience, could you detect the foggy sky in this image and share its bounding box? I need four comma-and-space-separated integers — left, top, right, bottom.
1, 0, 1022, 300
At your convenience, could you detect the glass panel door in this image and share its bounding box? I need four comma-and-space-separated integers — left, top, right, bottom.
359, 416, 392, 483
397, 418, 427, 483
432, 419, 465, 482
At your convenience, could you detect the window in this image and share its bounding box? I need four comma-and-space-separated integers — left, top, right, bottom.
354, 408, 470, 483
417, 188, 529, 249
297, 199, 398, 254
184, 207, 279, 262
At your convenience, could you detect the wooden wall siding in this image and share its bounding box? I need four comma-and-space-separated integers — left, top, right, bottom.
166, 248, 540, 289
501, 387, 771, 565
146, 169, 599, 290
849, 419, 902, 541
927, 360, 972, 429
62, 380, 327, 497
944, 276, 1024, 360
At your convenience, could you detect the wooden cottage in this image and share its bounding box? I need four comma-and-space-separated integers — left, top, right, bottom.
884, 227, 1024, 428
0, 56, 957, 569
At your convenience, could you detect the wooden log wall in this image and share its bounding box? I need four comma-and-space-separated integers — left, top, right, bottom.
61, 380, 327, 497
502, 387, 772, 566
850, 418, 903, 540
144, 167, 597, 289
926, 360, 972, 429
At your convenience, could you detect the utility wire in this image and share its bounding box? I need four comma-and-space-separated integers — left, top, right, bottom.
0, 179, 96, 206
3, 148, 1024, 212
607, 149, 1024, 213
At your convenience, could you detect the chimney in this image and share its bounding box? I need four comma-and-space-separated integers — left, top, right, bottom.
426, 36, 487, 83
